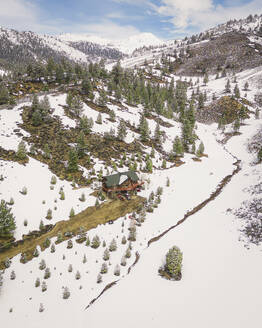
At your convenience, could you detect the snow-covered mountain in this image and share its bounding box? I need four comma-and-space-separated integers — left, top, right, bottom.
0, 26, 123, 71
58, 32, 164, 55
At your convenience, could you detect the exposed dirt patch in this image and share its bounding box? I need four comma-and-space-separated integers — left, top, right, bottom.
0, 195, 146, 269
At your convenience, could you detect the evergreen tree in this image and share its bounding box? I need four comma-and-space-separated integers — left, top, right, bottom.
203, 73, 209, 85
96, 113, 102, 124
69, 208, 75, 217
139, 115, 150, 142
109, 238, 117, 252
117, 119, 127, 141
0, 200, 16, 237
154, 123, 162, 145
103, 248, 110, 261
63, 287, 70, 299
75, 270, 81, 280
76, 131, 86, 158
0, 83, 10, 105
41, 281, 47, 292
35, 277, 40, 287
79, 115, 93, 135
71, 95, 83, 116
257, 148, 262, 162
39, 259, 46, 270
32, 110, 42, 126
164, 246, 183, 280
114, 264, 120, 276
233, 118, 240, 132
244, 81, 249, 91
16, 141, 27, 160
10, 270, 16, 280
225, 79, 231, 93
100, 262, 108, 274
173, 136, 184, 157
182, 119, 194, 152
66, 91, 73, 108
234, 84, 240, 98
91, 235, 101, 248
146, 158, 153, 173
43, 144, 51, 159
44, 268, 51, 279
196, 141, 205, 157
67, 149, 78, 172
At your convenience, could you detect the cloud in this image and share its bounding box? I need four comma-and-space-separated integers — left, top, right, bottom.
69, 20, 141, 40
0, 0, 39, 30
151, 0, 262, 33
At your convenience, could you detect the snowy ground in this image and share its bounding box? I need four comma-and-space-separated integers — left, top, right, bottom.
1, 67, 262, 327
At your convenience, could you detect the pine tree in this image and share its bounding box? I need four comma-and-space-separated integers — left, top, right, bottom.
233, 118, 240, 132
75, 270, 81, 280
121, 235, 127, 244
97, 274, 102, 283
50, 175, 57, 185
234, 84, 240, 98
44, 268, 51, 279
96, 113, 102, 124
173, 136, 184, 157
67, 240, 73, 249
16, 141, 27, 160
91, 235, 101, 248
244, 81, 249, 91
50, 244, 55, 253
79, 115, 93, 135
60, 190, 65, 200
43, 144, 51, 159
46, 209, 52, 220
35, 277, 40, 287
63, 287, 70, 299
103, 248, 110, 261
182, 119, 193, 152
257, 148, 262, 162
39, 259, 46, 270
39, 303, 44, 312
146, 159, 153, 173
33, 247, 39, 257
164, 246, 183, 279
114, 264, 120, 276
10, 270, 16, 280
139, 115, 150, 142
0, 83, 10, 105
225, 79, 231, 93
67, 149, 78, 172
203, 73, 209, 85
121, 256, 126, 266
117, 119, 127, 141
69, 208, 75, 218
154, 123, 162, 144
196, 141, 205, 157
71, 95, 83, 116
41, 281, 47, 292
0, 199, 16, 237
100, 262, 108, 274
125, 247, 131, 258
109, 238, 117, 252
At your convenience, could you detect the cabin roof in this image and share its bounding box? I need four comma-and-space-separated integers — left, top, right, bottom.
103, 171, 139, 188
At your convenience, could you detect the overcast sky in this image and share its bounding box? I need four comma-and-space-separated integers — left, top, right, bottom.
0, 0, 261, 39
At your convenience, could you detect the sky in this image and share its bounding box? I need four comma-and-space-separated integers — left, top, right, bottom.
0, 0, 261, 40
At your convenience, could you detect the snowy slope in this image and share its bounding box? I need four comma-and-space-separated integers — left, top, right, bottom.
59, 32, 164, 55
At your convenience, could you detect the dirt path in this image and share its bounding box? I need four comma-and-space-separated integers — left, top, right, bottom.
0, 196, 145, 268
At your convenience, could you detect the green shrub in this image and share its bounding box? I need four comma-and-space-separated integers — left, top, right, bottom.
163, 246, 183, 280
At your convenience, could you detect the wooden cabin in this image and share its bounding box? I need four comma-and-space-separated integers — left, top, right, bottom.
102, 171, 143, 193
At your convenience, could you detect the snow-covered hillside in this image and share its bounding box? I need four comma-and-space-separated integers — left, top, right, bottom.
59, 32, 164, 55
